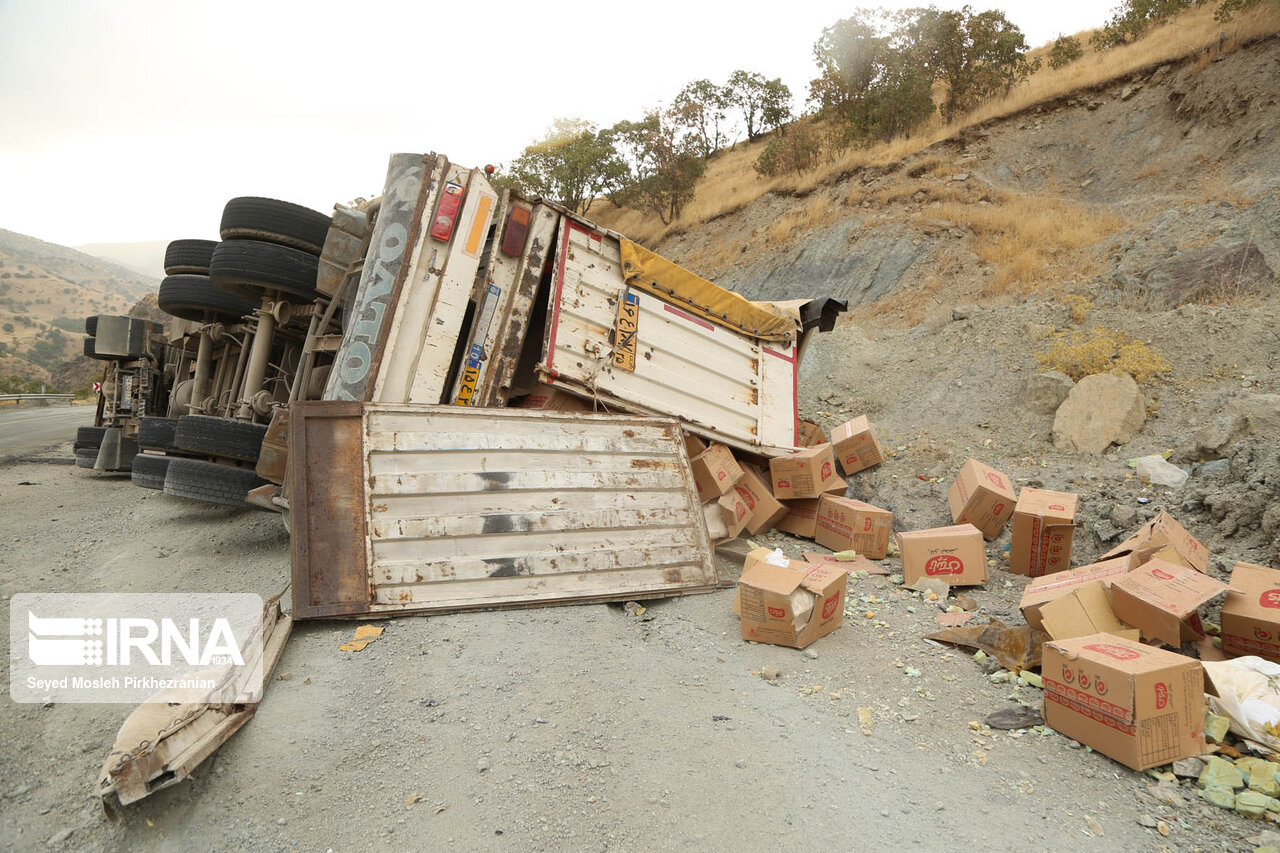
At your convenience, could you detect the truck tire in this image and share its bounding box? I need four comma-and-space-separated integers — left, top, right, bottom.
131, 453, 172, 489
163, 458, 266, 507
209, 239, 319, 301
85, 316, 98, 336
173, 415, 267, 462
75, 447, 98, 469
164, 239, 218, 275
75, 426, 107, 449
137, 417, 179, 451
158, 274, 255, 323
220, 197, 331, 255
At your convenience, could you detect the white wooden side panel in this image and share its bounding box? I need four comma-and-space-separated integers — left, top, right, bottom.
545, 225, 770, 447
359, 406, 716, 612
758, 342, 801, 450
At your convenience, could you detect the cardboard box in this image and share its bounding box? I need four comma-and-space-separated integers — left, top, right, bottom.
1020, 555, 1136, 632
1100, 510, 1208, 573
691, 443, 743, 501
1010, 488, 1078, 577
946, 458, 1017, 541
1042, 633, 1206, 771
716, 489, 751, 540
897, 524, 987, 587
775, 498, 820, 539
1110, 558, 1228, 646
1038, 581, 1140, 642
798, 420, 827, 448
1220, 561, 1280, 662
684, 433, 708, 459
814, 495, 893, 559
736, 548, 848, 649
731, 466, 788, 535
830, 416, 884, 476
769, 444, 846, 500
513, 383, 591, 412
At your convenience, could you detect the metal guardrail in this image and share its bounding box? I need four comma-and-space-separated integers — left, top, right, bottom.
0, 394, 75, 402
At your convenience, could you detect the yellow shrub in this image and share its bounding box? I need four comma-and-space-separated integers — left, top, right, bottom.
1061, 293, 1091, 324
1036, 327, 1171, 383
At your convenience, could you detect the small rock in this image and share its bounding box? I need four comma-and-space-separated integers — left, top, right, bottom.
1018, 371, 1075, 415
1084, 815, 1105, 836
1205, 712, 1232, 744
924, 218, 957, 233
1237, 790, 1275, 819
760, 667, 782, 682
955, 593, 978, 612
1199, 459, 1231, 476
476, 757, 491, 773
1137, 815, 1158, 828
1111, 505, 1139, 528
1156, 821, 1169, 836
1202, 786, 1237, 808
1173, 757, 1206, 779
1194, 413, 1246, 459
951, 305, 977, 321
734, 759, 746, 769
802, 648, 818, 660
276, 818, 288, 827
949, 173, 969, 182
1120, 84, 1140, 100
46, 828, 73, 846
1052, 372, 1147, 454
1199, 756, 1245, 790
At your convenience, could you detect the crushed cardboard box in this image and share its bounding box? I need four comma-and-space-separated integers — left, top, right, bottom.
1220, 561, 1280, 662
1010, 488, 1077, 578
736, 548, 848, 649
1038, 580, 1140, 642
731, 464, 788, 535
1110, 558, 1228, 646
1020, 555, 1136, 632
947, 458, 1016, 541
1042, 632, 1206, 771
830, 415, 884, 476
775, 498, 820, 539
769, 444, 846, 500
1101, 510, 1209, 572
513, 382, 593, 412
691, 442, 744, 501
898, 524, 987, 587
814, 495, 892, 559
797, 420, 827, 448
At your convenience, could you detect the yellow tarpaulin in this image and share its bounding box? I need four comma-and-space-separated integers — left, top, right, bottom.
618, 239, 798, 342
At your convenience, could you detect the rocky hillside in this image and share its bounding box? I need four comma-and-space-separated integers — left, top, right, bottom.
0, 228, 159, 384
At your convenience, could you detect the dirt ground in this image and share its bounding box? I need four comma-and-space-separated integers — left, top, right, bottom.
2, 289, 1279, 852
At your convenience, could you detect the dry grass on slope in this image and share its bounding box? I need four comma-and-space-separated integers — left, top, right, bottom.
591, 3, 1280, 247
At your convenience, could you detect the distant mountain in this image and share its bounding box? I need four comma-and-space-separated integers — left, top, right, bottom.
0, 227, 160, 385
76, 240, 169, 280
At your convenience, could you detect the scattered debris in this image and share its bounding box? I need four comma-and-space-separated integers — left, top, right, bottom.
926, 620, 1047, 671
985, 705, 1043, 730
339, 625, 384, 652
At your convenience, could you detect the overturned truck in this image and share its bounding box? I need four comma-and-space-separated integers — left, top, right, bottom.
264, 152, 844, 618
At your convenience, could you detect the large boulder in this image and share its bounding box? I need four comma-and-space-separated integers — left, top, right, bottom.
1019, 371, 1075, 415
1053, 372, 1147, 454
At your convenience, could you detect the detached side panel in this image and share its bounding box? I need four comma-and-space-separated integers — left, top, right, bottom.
290, 401, 372, 618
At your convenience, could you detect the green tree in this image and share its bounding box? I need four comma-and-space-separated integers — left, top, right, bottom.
503, 119, 627, 215
667, 79, 732, 157
808, 9, 936, 144
725, 71, 794, 141
754, 122, 823, 177
605, 112, 707, 225
909, 6, 1037, 123
1048, 34, 1085, 68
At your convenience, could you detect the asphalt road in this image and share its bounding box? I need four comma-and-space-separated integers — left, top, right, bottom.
0, 404, 93, 456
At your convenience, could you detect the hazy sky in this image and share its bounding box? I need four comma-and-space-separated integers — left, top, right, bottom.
0, 0, 1118, 248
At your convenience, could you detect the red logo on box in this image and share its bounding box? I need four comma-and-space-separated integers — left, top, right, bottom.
992, 502, 1005, 516
1260, 590, 1280, 609
863, 518, 873, 532
767, 606, 786, 619
1155, 683, 1169, 709
1152, 568, 1175, 580
735, 502, 749, 521
1049, 504, 1066, 511
820, 461, 833, 480
1096, 679, 1108, 696
1079, 673, 1091, 689
716, 470, 727, 481
736, 486, 756, 511
822, 593, 839, 619
1256, 628, 1273, 641
777, 479, 791, 489
1063, 667, 1074, 683
925, 555, 964, 576
986, 471, 1006, 489
1084, 643, 1141, 661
